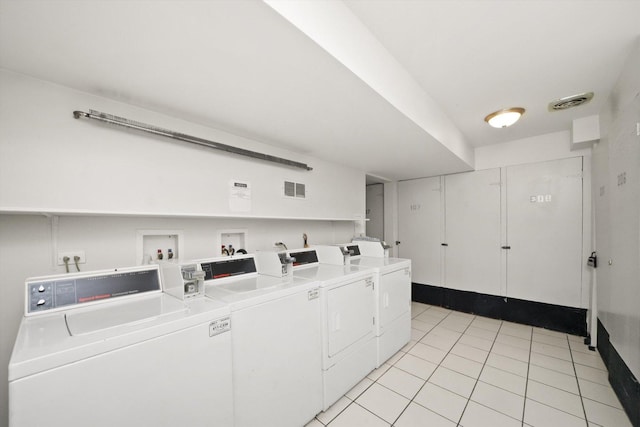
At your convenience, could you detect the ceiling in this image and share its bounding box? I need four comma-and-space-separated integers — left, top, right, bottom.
1, 1, 639, 182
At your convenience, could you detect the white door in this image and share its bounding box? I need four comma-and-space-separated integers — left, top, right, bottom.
506, 157, 583, 307
398, 177, 442, 286
444, 169, 502, 296
326, 277, 375, 358
366, 184, 384, 240
379, 265, 411, 332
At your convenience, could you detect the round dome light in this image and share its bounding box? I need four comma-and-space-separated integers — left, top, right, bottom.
484, 107, 525, 128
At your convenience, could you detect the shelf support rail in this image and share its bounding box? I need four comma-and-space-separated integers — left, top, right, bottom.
73, 109, 313, 171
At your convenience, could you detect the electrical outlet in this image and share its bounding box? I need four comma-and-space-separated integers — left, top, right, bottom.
57, 250, 86, 266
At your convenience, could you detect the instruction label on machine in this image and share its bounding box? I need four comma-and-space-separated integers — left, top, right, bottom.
229, 180, 251, 213
209, 317, 231, 337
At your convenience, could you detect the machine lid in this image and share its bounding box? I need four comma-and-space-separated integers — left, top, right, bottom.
292, 263, 373, 284
65, 293, 187, 336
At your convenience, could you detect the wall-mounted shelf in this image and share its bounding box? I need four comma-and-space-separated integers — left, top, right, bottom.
0, 207, 363, 222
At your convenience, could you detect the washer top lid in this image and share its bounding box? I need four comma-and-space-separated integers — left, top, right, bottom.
65, 293, 187, 336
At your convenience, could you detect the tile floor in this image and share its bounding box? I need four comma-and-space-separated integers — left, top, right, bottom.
305, 302, 633, 427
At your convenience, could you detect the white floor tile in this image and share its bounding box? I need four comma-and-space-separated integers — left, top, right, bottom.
411, 302, 429, 318
526, 380, 584, 418
532, 331, 569, 348
459, 333, 494, 351
470, 317, 502, 332
451, 342, 489, 364
572, 350, 607, 370
355, 383, 409, 424
479, 364, 527, 396
529, 351, 575, 375
491, 342, 530, 362
531, 341, 572, 361
327, 402, 389, 427
394, 353, 438, 380
574, 363, 610, 386
439, 316, 472, 333
470, 381, 524, 420
495, 333, 531, 350
411, 318, 435, 332
578, 378, 623, 409
400, 339, 417, 353
485, 352, 529, 377
377, 366, 424, 399
394, 402, 457, 427
316, 396, 351, 425
441, 353, 483, 378
367, 363, 391, 381
429, 365, 477, 398
523, 398, 587, 427
528, 364, 579, 394
345, 377, 374, 400
569, 339, 594, 354
413, 382, 467, 423
466, 325, 498, 341
385, 349, 404, 365
567, 333, 584, 343
410, 328, 426, 342
407, 342, 447, 364
459, 401, 521, 427
429, 306, 453, 315
500, 323, 532, 340
421, 331, 458, 351
582, 397, 633, 427
415, 311, 447, 323
305, 418, 324, 427
532, 327, 567, 338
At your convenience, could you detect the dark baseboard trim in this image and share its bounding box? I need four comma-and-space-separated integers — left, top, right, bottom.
597, 319, 640, 427
411, 282, 587, 336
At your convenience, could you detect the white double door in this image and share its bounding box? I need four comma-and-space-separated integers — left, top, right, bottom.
398, 157, 583, 308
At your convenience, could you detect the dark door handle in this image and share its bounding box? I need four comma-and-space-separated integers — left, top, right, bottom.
501, 246, 511, 250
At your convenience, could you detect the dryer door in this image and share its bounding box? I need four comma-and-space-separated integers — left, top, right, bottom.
379, 266, 411, 333
326, 277, 375, 358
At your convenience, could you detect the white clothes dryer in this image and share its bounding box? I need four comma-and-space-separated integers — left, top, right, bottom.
341, 243, 412, 366
8, 265, 233, 427
287, 248, 377, 410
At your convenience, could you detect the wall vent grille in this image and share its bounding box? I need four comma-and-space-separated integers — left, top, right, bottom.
284, 181, 306, 198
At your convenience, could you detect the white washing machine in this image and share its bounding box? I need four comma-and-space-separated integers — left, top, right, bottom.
188, 253, 323, 427
320, 243, 412, 366
287, 248, 377, 410
8, 264, 233, 427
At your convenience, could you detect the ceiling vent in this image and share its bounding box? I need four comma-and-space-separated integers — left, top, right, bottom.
548, 92, 594, 111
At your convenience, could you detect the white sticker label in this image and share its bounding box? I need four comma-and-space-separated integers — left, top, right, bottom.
209, 317, 231, 337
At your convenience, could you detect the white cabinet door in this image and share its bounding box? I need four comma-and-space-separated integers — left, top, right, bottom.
444, 169, 502, 296
506, 157, 583, 307
398, 177, 442, 286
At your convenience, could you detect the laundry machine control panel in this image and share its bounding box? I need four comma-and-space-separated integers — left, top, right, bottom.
25, 266, 162, 316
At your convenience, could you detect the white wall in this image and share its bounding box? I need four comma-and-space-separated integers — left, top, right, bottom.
475, 130, 591, 170
0, 70, 365, 427
0, 69, 364, 220
594, 38, 640, 379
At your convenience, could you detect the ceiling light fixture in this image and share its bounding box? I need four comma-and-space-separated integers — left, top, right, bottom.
484, 107, 525, 128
